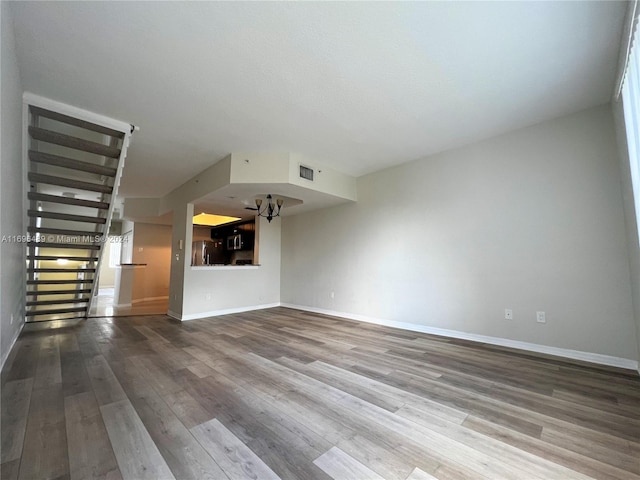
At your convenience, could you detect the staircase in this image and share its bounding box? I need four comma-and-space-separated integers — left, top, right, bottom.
25, 99, 134, 322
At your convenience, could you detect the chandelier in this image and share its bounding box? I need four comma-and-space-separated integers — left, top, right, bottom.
255, 194, 284, 223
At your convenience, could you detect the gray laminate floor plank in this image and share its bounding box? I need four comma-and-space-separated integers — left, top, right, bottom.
0, 459, 20, 480
33, 336, 62, 389
84, 355, 127, 406
100, 399, 176, 480
64, 391, 122, 480
313, 446, 385, 480
111, 359, 230, 480
18, 384, 69, 480
61, 349, 94, 397
0, 378, 33, 464
185, 368, 334, 480
405, 467, 439, 480
191, 418, 280, 480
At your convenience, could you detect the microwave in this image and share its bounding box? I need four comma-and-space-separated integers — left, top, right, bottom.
226, 234, 242, 250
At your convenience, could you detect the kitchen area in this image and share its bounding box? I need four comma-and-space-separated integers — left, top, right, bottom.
175, 210, 281, 320
121, 152, 356, 321
192, 218, 257, 267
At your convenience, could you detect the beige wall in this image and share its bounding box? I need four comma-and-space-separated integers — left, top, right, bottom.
281, 105, 638, 361
1, 2, 25, 368
131, 223, 171, 301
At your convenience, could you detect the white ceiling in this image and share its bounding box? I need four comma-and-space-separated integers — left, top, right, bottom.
10, 1, 626, 199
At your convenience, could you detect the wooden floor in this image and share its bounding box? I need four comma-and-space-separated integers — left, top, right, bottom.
1, 307, 639, 480
88, 295, 169, 318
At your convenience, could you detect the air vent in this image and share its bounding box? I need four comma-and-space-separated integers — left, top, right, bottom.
299, 165, 314, 181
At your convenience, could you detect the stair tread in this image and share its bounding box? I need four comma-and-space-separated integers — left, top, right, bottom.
28, 255, 99, 261
27, 279, 94, 285
28, 226, 102, 237
27, 298, 90, 306
29, 150, 118, 177
29, 106, 125, 140
28, 192, 109, 210
28, 172, 113, 194
26, 306, 87, 316
26, 314, 86, 323
28, 209, 107, 224
26, 289, 92, 295
29, 126, 121, 158
27, 242, 101, 250
27, 268, 96, 273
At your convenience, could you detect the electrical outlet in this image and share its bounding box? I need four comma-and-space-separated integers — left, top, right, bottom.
330, 291, 335, 299
504, 308, 513, 320
536, 311, 546, 323
205, 293, 211, 301
10, 314, 14, 325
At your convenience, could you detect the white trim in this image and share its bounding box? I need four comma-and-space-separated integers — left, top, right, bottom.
22, 96, 31, 283
281, 303, 640, 372
177, 302, 281, 321
22, 92, 133, 134
615, 0, 639, 99
131, 295, 169, 304
1, 320, 25, 371
88, 114, 134, 310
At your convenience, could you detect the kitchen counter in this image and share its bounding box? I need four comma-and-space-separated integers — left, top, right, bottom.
190, 265, 260, 271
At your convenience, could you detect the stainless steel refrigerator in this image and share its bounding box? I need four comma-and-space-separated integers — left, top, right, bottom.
191, 240, 226, 265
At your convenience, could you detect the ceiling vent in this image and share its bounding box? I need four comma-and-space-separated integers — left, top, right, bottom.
299, 165, 314, 181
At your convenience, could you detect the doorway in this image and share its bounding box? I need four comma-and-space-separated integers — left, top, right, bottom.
89, 224, 171, 317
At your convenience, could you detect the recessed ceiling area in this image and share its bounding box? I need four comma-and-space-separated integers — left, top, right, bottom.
10, 1, 627, 200
194, 187, 309, 221
192, 214, 242, 228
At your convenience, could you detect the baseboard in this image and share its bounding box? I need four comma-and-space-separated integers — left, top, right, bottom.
132, 295, 169, 304
281, 303, 640, 371
1, 320, 25, 372
176, 303, 282, 321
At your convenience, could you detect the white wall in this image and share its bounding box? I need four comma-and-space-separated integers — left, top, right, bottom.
98, 238, 116, 288
612, 100, 640, 366
120, 220, 134, 264
169, 203, 192, 317
0, 1, 25, 368
282, 105, 639, 362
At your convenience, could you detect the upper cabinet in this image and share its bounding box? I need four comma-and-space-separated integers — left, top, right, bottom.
211, 219, 255, 251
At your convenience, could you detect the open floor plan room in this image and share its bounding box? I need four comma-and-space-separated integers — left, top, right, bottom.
2, 308, 639, 480
3, 2, 640, 479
